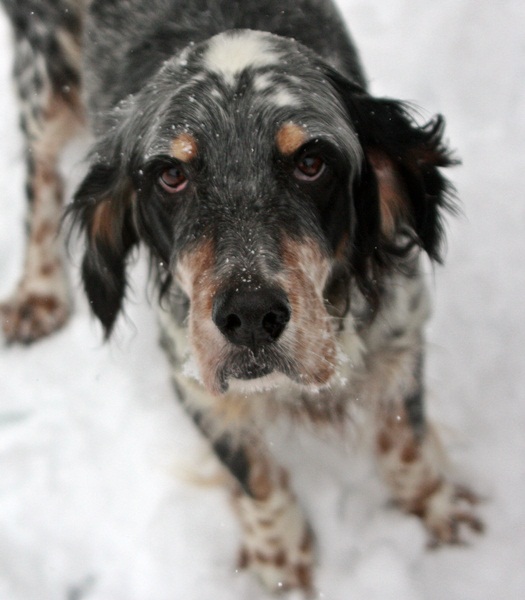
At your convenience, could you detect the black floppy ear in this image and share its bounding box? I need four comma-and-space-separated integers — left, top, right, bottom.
327, 70, 456, 274
69, 156, 138, 337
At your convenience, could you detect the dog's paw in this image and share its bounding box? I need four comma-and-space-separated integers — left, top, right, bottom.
238, 526, 314, 593
1, 290, 70, 344
415, 480, 484, 547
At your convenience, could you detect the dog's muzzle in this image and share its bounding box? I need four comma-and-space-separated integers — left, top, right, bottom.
208, 284, 299, 390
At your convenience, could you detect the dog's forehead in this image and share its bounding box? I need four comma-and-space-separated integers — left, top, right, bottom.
194, 30, 346, 112
143, 30, 359, 162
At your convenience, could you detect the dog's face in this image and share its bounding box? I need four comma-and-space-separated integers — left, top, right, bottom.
72, 31, 453, 395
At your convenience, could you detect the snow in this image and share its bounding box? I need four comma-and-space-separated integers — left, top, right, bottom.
1, 1, 524, 598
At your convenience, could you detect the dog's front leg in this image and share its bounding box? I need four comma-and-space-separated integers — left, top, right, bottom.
0, 4, 83, 343
230, 436, 314, 593
369, 345, 484, 546
175, 380, 315, 593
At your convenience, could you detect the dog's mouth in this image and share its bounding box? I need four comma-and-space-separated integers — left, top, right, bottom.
216, 346, 297, 393
224, 361, 274, 381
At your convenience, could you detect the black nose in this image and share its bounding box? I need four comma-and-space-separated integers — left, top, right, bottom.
212, 286, 291, 350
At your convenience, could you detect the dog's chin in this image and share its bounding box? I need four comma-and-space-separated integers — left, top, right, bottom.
226, 371, 293, 394
212, 345, 295, 394
219, 359, 293, 394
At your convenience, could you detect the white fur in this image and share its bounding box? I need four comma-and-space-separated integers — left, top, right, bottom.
252, 72, 273, 92
228, 372, 292, 394
204, 32, 281, 84
268, 88, 299, 107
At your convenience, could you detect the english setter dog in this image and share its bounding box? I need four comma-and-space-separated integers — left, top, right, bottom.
0, 0, 482, 592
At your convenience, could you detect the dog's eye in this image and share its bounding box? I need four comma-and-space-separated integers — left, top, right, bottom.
159, 166, 188, 193
294, 155, 325, 181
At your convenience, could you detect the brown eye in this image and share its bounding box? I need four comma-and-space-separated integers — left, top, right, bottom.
294, 155, 325, 181
159, 165, 188, 193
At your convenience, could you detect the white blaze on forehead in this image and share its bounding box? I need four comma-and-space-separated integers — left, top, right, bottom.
204, 32, 281, 83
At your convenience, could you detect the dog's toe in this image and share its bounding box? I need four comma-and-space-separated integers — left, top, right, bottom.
417, 481, 485, 547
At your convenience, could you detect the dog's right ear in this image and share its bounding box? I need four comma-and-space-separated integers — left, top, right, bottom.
69, 152, 139, 338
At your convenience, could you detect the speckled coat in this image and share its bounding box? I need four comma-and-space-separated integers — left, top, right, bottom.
0, 0, 482, 592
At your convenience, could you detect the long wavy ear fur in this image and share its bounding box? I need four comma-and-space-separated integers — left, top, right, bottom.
326, 69, 457, 301
68, 160, 138, 337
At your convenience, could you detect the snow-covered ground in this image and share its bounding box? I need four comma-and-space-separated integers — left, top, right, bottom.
1, 1, 524, 598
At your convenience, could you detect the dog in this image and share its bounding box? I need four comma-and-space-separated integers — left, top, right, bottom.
0, 0, 483, 592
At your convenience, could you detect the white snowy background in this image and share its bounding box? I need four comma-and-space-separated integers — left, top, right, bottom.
1, 1, 524, 598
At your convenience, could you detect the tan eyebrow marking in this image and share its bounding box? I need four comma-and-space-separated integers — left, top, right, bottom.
170, 132, 198, 162
275, 122, 307, 155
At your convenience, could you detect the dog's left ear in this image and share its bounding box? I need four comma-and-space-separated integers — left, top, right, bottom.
68, 143, 139, 337
327, 69, 456, 268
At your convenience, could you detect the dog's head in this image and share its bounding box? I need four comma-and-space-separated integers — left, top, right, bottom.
71, 30, 454, 394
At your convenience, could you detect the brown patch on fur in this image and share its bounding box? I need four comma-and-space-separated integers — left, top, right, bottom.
249, 462, 274, 500
295, 564, 313, 591
376, 429, 393, 454
170, 132, 198, 163
300, 529, 313, 553
34, 162, 58, 189
90, 200, 114, 244
287, 388, 347, 426
238, 546, 250, 569
334, 232, 350, 262
40, 261, 59, 277
274, 550, 287, 568
25, 294, 60, 313
33, 221, 55, 245
176, 239, 226, 394
276, 122, 307, 155
279, 237, 337, 387
409, 478, 443, 517
1, 292, 69, 343
375, 409, 442, 511
367, 148, 409, 236
42, 86, 84, 122
401, 440, 419, 463
238, 439, 288, 501
454, 484, 482, 506
28, 160, 64, 216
